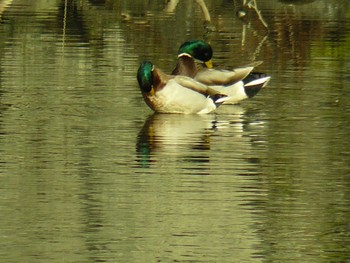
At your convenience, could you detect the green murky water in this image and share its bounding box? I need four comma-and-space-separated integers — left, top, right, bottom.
0, 0, 349, 262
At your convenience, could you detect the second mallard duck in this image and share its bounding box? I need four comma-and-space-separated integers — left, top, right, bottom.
172, 40, 271, 104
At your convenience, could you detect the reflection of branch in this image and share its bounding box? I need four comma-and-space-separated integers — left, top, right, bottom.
196, 0, 211, 22
164, 0, 211, 22
164, 0, 180, 13
241, 24, 268, 59
252, 34, 267, 59
0, 0, 13, 21
62, 0, 67, 45
240, 0, 269, 60
244, 0, 268, 29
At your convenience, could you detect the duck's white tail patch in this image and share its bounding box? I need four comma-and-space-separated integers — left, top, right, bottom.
245, 76, 271, 87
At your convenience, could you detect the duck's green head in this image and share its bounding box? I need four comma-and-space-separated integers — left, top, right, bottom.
178, 40, 213, 67
137, 61, 154, 93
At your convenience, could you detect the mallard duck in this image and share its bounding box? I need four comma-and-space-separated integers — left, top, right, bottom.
171, 40, 271, 104
136, 61, 228, 114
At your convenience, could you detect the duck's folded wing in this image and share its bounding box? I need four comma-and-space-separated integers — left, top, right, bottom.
244, 61, 263, 68
173, 75, 224, 97
195, 66, 254, 85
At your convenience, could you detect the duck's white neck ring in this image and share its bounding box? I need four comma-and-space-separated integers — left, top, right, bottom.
177, 53, 193, 58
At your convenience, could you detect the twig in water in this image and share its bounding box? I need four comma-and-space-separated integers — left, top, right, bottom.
245, 0, 268, 29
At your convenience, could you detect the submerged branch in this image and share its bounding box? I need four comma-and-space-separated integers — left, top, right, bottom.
245, 0, 268, 29
196, 0, 211, 22
164, 0, 211, 23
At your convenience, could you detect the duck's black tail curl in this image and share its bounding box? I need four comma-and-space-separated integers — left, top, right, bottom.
243, 72, 271, 98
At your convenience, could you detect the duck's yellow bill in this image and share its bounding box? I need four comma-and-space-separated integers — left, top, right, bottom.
204, 59, 213, 68
150, 86, 155, 96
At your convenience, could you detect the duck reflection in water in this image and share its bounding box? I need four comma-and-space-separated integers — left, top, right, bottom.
136, 114, 216, 169
135, 106, 248, 169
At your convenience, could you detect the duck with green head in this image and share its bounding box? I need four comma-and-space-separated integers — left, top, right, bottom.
137, 61, 228, 114
172, 40, 271, 104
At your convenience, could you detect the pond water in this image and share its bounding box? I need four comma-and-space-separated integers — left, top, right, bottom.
0, 0, 350, 262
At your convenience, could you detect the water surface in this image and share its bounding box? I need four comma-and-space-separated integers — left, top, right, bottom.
0, 0, 350, 262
